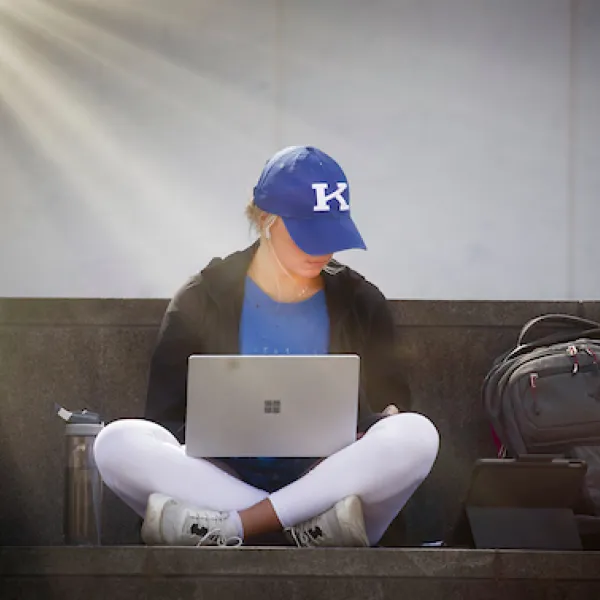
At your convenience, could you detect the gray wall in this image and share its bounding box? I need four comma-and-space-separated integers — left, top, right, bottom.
1, 0, 598, 300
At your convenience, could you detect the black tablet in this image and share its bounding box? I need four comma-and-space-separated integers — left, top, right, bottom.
466, 457, 587, 509
446, 457, 588, 549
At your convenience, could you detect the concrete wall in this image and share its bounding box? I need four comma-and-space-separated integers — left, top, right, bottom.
0, 0, 598, 300
1, 297, 592, 547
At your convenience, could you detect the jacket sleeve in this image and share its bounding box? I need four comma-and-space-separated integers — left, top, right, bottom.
360, 288, 412, 419
144, 280, 205, 443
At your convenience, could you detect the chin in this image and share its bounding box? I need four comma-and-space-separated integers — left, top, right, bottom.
298, 264, 326, 278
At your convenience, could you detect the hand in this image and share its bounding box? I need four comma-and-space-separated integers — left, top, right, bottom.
356, 405, 399, 440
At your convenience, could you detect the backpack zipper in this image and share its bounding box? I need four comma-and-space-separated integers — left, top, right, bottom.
529, 372, 540, 415
529, 361, 600, 381
527, 344, 600, 414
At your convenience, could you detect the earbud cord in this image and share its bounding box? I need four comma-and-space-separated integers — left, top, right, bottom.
264, 217, 309, 303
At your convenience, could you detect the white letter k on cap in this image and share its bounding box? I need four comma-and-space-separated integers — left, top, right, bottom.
312, 182, 350, 212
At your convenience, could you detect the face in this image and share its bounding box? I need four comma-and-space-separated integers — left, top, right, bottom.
267, 218, 332, 279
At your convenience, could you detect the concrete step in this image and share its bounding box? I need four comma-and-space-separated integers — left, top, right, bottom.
2, 547, 600, 600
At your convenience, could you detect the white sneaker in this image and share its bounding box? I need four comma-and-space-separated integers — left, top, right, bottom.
286, 496, 370, 548
141, 493, 243, 547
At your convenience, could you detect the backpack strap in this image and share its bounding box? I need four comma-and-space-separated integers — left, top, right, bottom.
504, 327, 600, 362
518, 314, 600, 346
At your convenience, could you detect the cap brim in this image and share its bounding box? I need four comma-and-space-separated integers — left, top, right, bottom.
282, 213, 367, 256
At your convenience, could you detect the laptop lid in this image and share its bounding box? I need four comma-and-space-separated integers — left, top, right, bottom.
185, 354, 360, 458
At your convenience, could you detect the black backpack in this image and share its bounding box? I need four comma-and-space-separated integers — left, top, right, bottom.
482, 314, 600, 516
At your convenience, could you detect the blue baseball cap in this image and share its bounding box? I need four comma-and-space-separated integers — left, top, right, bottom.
253, 146, 367, 256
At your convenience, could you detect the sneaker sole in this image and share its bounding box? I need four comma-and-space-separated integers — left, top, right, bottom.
141, 493, 173, 546
336, 496, 370, 547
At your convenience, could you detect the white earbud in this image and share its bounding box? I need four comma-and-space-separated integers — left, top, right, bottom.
264, 216, 276, 240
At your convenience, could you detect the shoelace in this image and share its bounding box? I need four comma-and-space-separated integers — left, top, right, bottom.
195, 527, 243, 548
288, 527, 319, 548
187, 510, 243, 547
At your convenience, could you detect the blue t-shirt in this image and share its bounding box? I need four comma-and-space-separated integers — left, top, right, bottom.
239, 277, 329, 356
221, 276, 329, 492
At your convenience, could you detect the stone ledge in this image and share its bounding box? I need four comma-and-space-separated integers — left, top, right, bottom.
1, 547, 600, 580
0, 298, 593, 328
391, 300, 585, 328
0, 298, 167, 327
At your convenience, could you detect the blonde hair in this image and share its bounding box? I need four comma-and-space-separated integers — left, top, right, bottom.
245, 198, 274, 235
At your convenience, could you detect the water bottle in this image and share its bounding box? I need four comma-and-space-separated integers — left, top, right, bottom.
56, 404, 104, 545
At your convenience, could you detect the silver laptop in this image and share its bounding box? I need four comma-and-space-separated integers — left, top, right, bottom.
185, 355, 360, 458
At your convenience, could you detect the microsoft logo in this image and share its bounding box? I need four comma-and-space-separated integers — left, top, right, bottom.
264, 400, 281, 414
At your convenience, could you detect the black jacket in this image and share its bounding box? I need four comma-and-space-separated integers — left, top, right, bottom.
145, 242, 411, 442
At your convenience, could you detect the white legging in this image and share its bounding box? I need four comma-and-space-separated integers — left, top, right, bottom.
94, 412, 439, 545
